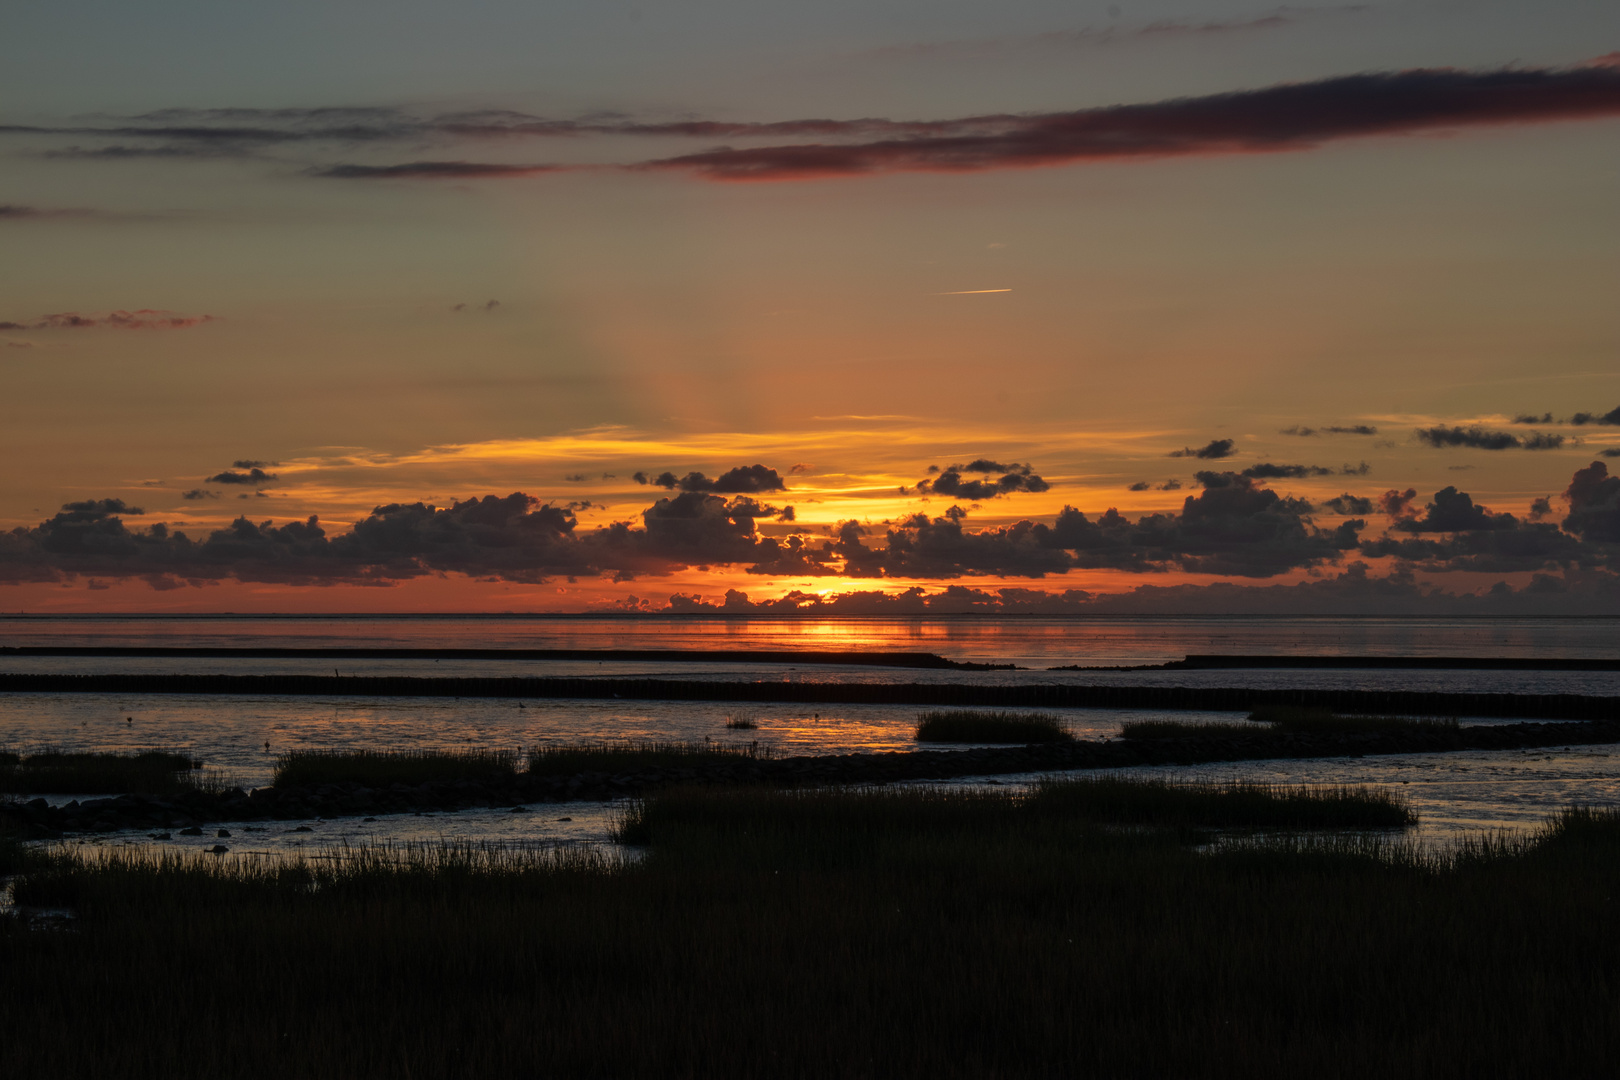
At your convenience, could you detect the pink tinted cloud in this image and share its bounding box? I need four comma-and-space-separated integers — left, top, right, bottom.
0, 309, 216, 331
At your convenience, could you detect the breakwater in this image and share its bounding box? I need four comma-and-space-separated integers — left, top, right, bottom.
0, 645, 1007, 670
1, 672, 1617, 720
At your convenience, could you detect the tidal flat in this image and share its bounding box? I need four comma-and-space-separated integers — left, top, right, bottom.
4, 781, 1619, 1078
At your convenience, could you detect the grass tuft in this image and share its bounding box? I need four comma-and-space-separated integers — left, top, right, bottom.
914, 710, 1074, 743
0, 749, 206, 795
273, 749, 517, 789
525, 741, 770, 777
723, 715, 759, 730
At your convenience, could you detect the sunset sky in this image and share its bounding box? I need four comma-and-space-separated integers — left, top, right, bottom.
3, 0, 1619, 613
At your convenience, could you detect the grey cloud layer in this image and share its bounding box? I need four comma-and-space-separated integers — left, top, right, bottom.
14, 61, 1620, 185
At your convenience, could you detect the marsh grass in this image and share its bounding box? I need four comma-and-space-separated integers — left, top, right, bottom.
523, 740, 771, 777
1251, 705, 1461, 733
914, 709, 1074, 743
724, 715, 759, 730
0, 750, 206, 795
1121, 706, 1461, 740
614, 776, 1412, 845
5, 787, 1620, 1078
273, 749, 518, 788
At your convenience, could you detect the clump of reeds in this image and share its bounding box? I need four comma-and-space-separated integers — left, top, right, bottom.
0, 749, 205, 795
1028, 775, 1414, 829
914, 710, 1074, 744
273, 749, 517, 789
723, 715, 759, 730
615, 775, 1412, 845
525, 741, 770, 777
1249, 705, 1460, 734
1121, 707, 1460, 740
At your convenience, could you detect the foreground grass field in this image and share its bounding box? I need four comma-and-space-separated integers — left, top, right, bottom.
3, 781, 1618, 1078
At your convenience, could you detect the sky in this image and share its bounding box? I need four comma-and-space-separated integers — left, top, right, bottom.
2, 0, 1619, 614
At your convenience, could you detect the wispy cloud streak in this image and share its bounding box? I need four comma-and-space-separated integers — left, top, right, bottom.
641, 62, 1620, 180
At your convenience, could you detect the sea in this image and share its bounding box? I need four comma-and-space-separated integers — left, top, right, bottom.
3, 614, 1618, 854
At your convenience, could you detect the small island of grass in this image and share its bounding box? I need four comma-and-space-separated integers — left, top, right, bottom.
914, 710, 1074, 744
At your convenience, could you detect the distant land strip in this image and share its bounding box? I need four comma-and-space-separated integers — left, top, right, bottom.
1, 673, 1616, 721
0, 646, 1011, 671
1139, 655, 1620, 672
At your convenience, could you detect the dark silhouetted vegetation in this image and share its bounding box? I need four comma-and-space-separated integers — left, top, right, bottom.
0, 750, 205, 795
914, 709, 1074, 743
523, 741, 770, 777
724, 714, 759, 730
272, 749, 518, 788
4, 784, 1619, 1078
1122, 706, 1460, 740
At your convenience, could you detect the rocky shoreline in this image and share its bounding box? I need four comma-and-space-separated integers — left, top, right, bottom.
5, 716, 1617, 838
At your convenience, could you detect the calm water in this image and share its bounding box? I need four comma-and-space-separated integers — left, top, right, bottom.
4, 615, 1618, 850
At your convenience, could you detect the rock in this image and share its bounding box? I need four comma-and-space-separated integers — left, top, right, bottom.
216, 828, 232, 838
150, 832, 172, 840
290, 825, 313, 833
179, 826, 204, 836
208, 844, 229, 854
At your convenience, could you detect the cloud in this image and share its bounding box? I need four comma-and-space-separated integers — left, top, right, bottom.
1169, 439, 1236, 460
1379, 488, 1418, 518
916, 459, 1050, 500
1571, 406, 1620, 425
180, 489, 219, 501
638, 62, 1620, 181
1325, 494, 1374, 515
1393, 486, 1518, 532
1564, 461, 1620, 543
11, 465, 1619, 589
1279, 426, 1316, 437
1325, 425, 1379, 436
232, 459, 277, 469
1240, 462, 1335, 479
206, 467, 278, 486
642, 465, 788, 494
1158, 480, 1182, 491
1414, 425, 1563, 450
1, 310, 215, 331
1127, 481, 1151, 491
314, 161, 564, 180
1514, 412, 1554, 424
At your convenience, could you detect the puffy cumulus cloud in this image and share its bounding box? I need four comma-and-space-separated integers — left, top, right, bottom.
1414, 425, 1564, 450
1393, 487, 1518, 533
640, 465, 788, 494
1571, 407, 1620, 426
1169, 439, 1235, 460
1564, 461, 1620, 543
915, 460, 1050, 500
1127, 481, 1152, 491
0, 309, 215, 331
11, 465, 1620, 590
1345, 470, 1620, 574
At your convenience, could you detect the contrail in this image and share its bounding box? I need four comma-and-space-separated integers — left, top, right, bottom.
938, 288, 1012, 294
